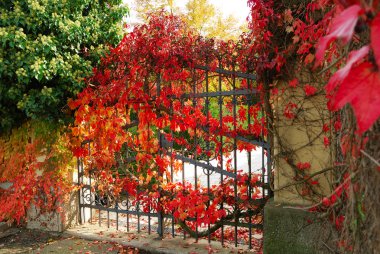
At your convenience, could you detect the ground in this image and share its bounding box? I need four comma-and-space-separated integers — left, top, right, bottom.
0, 227, 145, 254
0, 224, 255, 254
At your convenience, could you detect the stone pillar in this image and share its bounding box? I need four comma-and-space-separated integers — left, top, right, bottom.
26, 189, 79, 232
264, 78, 334, 253
26, 158, 80, 232
0, 121, 80, 232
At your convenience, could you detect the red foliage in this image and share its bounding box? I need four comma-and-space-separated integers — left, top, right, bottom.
371, 13, 380, 67
296, 162, 312, 170
330, 62, 380, 133
66, 0, 380, 246
304, 84, 317, 96
325, 46, 369, 93
315, 5, 363, 65
0, 139, 71, 224
69, 13, 267, 229
316, 2, 380, 133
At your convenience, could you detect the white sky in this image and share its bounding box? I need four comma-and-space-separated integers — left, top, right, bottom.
124, 0, 250, 25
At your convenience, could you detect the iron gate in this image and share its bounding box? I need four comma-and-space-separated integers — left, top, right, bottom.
77, 64, 272, 249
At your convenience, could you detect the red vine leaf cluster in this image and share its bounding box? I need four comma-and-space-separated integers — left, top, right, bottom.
69, 13, 268, 229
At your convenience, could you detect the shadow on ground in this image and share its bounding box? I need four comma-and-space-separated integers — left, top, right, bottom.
0, 228, 146, 254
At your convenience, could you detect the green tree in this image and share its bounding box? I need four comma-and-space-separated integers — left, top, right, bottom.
0, 0, 128, 133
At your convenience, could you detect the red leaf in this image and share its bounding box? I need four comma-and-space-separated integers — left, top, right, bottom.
238, 107, 247, 122
325, 46, 369, 93
289, 78, 298, 88
371, 12, 380, 68
284, 102, 297, 119
337, 0, 361, 7
322, 197, 331, 207
335, 215, 345, 230
331, 62, 380, 133
323, 136, 330, 148
322, 123, 330, 132
67, 98, 81, 110
315, 5, 362, 65
304, 84, 317, 96
296, 162, 311, 170
72, 147, 88, 157
334, 119, 342, 131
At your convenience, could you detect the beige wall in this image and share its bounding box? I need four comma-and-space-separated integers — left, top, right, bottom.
273, 80, 333, 206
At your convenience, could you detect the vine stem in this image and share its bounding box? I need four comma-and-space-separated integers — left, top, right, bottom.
360, 149, 380, 167
273, 166, 340, 192
282, 170, 357, 211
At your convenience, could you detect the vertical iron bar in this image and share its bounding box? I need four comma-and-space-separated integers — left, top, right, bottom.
170, 137, 175, 237
126, 146, 130, 232
182, 148, 186, 240
126, 193, 130, 232
89, 176, 92, 224
85, 142, 92, 222
170, 96, 175, 238
98, 208, 101, 227
126, 149, 130, 232
98, 205, 101, 227
265, 89, 273, 198
261, 107, 265, 199
247, 78, 252, 249
193, 71, 198, 242
106, 174, 109, 229
205, 68, 211, 244
233, 74, 238, 247
267, 147, 272, 198
87, 142, 91, 224
77, 157, 82, 224
181, 93, 186, 240
107, 210, 110, 228
218, 60, 224, 246
81, 157, 85, 224
116, 201, 119, 230
156, 74, 164, 239
80, 146, 86, 224
148, 205, 151, 234
137, 195, 140, 233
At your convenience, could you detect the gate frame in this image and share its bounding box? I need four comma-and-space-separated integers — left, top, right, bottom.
77, 64, 273, 249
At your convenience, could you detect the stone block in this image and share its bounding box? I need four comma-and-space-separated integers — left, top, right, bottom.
264, 199, 331, 254
26, 190, 79, 232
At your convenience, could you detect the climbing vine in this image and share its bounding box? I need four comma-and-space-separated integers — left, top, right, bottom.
0, 121, 74, 225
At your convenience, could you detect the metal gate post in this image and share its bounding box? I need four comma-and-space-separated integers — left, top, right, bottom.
77, 156, 82, 225
157, 211, 164, 238
156, 74, 164, 239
